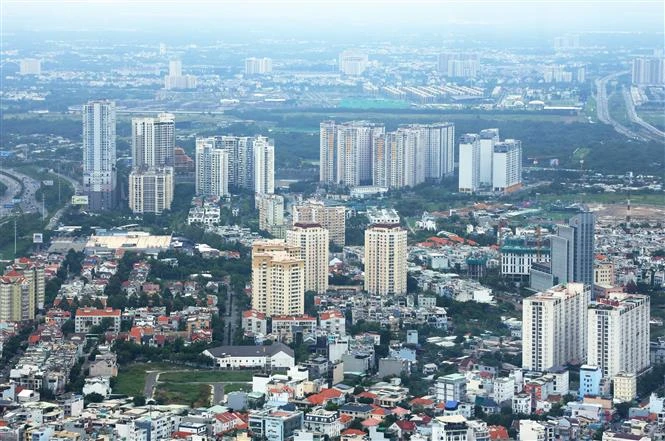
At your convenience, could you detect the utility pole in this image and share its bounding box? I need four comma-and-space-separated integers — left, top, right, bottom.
14, 217, 17, 256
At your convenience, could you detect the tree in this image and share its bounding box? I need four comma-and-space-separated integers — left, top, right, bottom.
133, 396, 146, 406
84, 392, 105, 405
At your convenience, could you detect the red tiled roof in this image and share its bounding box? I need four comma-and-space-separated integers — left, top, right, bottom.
76, 308, 120, 317
341, 428, 365, 436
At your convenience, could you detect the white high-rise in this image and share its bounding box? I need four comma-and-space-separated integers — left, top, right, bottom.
130, 114, 175, 214
195, 138, 229, 197
522, 283, 590, 371
587, 293, 650, 378
82, 100, 117, 211
164, 59, 197, 90
492, 139, 522, 193
320, 121, 336, 184
438, 53, 480, 78
293, 201, 346, 246
479, 128, 499, 186
339, 51, 368, 76
253, 136, 275, 197
257, 194, 284, 232
364, 224, 407, 296
336, 121, 384, 187
19, 59, 41, 75
214, 136, 255, 191
458, 134, 480, 193
286, 224, 329, 294
245, 57, 273, 75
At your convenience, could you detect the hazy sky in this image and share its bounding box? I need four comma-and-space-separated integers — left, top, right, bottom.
1, 0, 664, 35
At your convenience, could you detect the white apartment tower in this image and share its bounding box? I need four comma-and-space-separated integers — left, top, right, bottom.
253, 136, 275, 197
19, 59, 41, 75
286, 224, 329, 294
320, 121, 336, 184
82, 100, 117, 211
336, 121, 384, 187
195, 138, 229, 197
245, 57, 273, 75
458, 134, 481, 193
522, 283, 591, 371
478, 128, 499, 186
364, 224, 408, 296
338, 51, 369, 76
587, 293, 650, 378
492, 139, 523, 193
257, 194, 285, 232
251, 240, 305, 317
129, 114, 175, 214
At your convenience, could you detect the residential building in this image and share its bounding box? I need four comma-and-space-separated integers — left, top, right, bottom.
518, 420, 553, 441
258, 194, 285, 234
522, 283, 590, 371
245, 57, 273, 75
458, 134, 480, 193
364, 224, 408, 296
286, 224, 329, 294
242, 309, 268, 336
128, 167, 174, 214
320, 121, 337, 184
8, 260, 45, 310
435, 373, 467, 402
594, 261, 615, 287
19, 58, 41, 75
253, 136, 275, 197
492, 139, 522, 193
74, 308, 121, 334
319, 310, 346, 336
438, 53, 480, 78
0, 270, 35, 321
632, 56, 665, 85
204, 343, 295, 370
293, 202, 346, 246
431, 415, 475, 441
478, 128, 499, 186
271, 315, 317, 343
248, 408, 303, 441
579, 365, 602, 398
613, 372, 637, 402
82, 100, 118, 211
213, 135, 255, 190
587, 293, 650, 378
339, 51, 368, 76
195, 137, 229, 197
336, 121, 384, 187
500, 236, 550, 278
251, 240, 305, 316
303, 408, 342, 439
548, 211, 596, 288
164, 59, 197, 89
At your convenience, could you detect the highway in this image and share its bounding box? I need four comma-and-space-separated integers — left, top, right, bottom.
0, 168, 46, 219
594, 71, 648, 141
622, 86, 665, 143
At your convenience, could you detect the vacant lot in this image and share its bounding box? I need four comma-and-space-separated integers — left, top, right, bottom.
158, 370, 254, 383
154, 382, 211, 407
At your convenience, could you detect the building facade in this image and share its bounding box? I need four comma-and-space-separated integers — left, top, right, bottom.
128, 167, 174, 214
195, 137, 229, 197
286, 224, 330, 294
82, 100, 118, 211
458, 134, 480, 193
478, 128, 499, 186
492, 139, 522, 193
364, 224, 407, 296
293, 202, 346, 246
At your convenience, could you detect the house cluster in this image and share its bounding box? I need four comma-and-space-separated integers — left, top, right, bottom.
187, 196, 223, 226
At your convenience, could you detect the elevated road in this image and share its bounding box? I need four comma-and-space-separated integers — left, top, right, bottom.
622, 86, 665, 143
594, 71, 647, 141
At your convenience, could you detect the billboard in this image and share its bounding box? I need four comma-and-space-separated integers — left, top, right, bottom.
71, 195, 89, 205
33, 233, 43, 244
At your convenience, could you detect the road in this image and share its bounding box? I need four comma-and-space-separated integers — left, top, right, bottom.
46, 171, 82, 230
0, 168, 45, 219
0, 172, 22, 216
144, 371, 160, 399
622, 87, 665, 143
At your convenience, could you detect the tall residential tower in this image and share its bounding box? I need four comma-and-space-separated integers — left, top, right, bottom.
82, 100, 118, 211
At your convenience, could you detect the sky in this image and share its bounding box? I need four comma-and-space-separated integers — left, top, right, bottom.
1, 0, 664, 35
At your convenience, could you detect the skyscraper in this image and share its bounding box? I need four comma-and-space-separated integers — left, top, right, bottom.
631, 57, 665, 85
522, 283, 590, 371
478, 128, 499, 186
551, 211, 595, 288
214, 136, 255, 191
336, 121, 384, 187
195, 138, 229, 197
129, 114, 175, 214
164, 59, 197, 90
245, 57, 273, 75
251, 240, 305, 317
419, 122, 455, 180
320, 121, 336, 184
253, 136, 275, 198
587, 293, 650, 378
82, 100, 117, 211
492, 139, 522, 193
458, 134, 480, 193
257, 194, 285, 234
438, 53, 480, 78
338, 51, 368, 76
286, 224, 329, 294
292, 201, 346, 247
364, 224, 407, 296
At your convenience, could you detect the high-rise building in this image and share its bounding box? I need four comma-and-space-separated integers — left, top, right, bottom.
292, 201, 346, 247
164, 59, 197, 90
245, 57, 273, 75
320, 121, 336, 184
438, 53, 480, 78
419, 122, 456, 180
458, 134, 480, 193
257, 194, 285, 233
478, 128, 499, 186
251, 240, 305, 317
214, 136, 255, 191
19, 59, 41, 75
129, 114, 176, 214
8, 259, 45, 310
632, 57, 665, 85
0, 270, 36, 322
253, 136, 275, 198
286, 224, 329, 294
336, 121, 384, 187
195, 138, 229, 197
492, 139, 522, 193
128, 167, 174, 214
364, 224, 407, 296
131, 113, 175, 168
522, 283, 590, 371
551, 211, 595, 288
82, 100, 118, 211
587, 293, 650, 378
553, 34, 580, 50
338, 51, 368, 76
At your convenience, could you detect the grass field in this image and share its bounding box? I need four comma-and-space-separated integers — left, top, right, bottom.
637, 110, 665, 131
154, 382, 211, 407
158, 370, 254, 383
114, 363, 181, 396
223, 383, 253, 394
537, 192, 665, 206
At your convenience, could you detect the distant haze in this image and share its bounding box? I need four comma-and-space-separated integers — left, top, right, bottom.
2, 0, 664, 36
